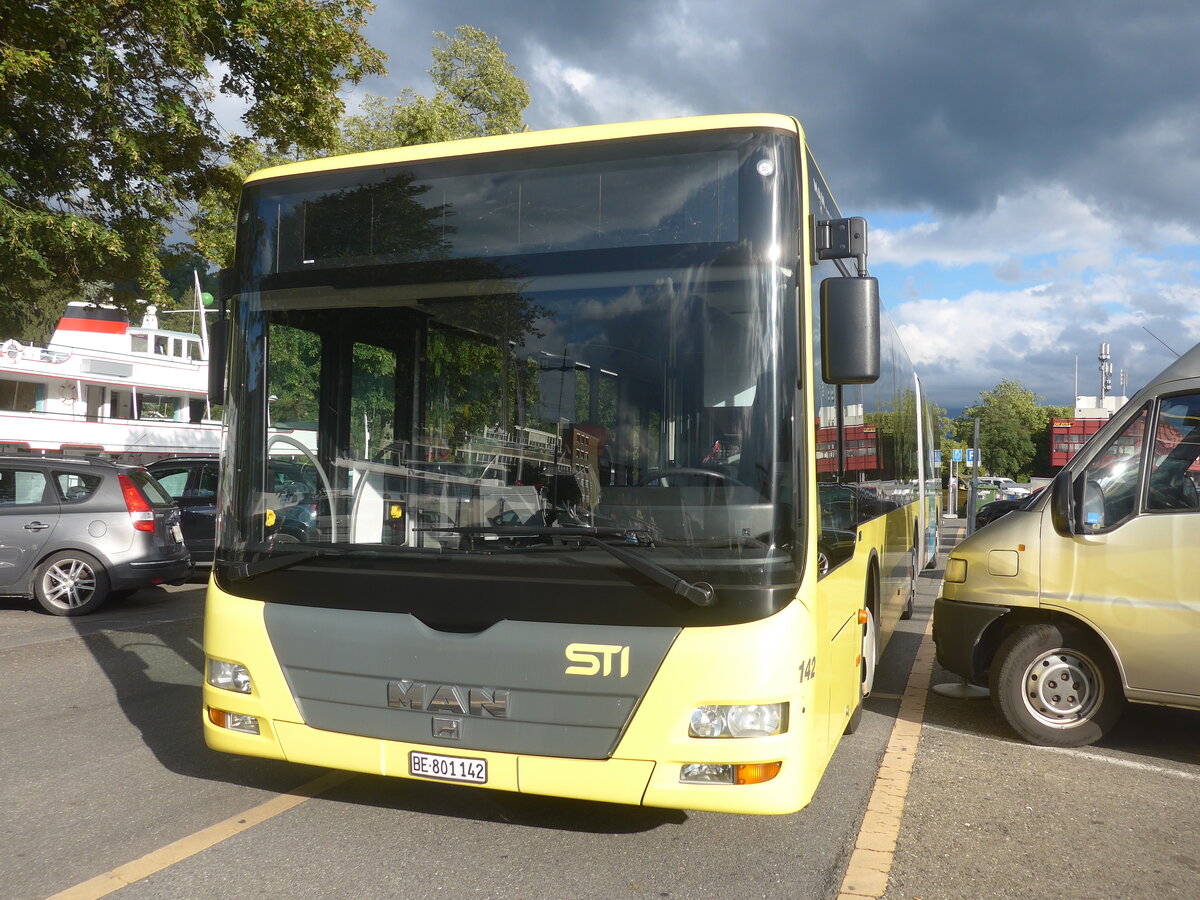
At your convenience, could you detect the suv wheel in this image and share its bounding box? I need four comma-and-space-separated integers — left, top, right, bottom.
35, 550, 111, 616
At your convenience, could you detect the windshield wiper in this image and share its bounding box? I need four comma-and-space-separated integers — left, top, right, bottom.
581, 536, 717, 607
228, 545, 411, 579
227, 547, 341, 579
427, 524, 717, 607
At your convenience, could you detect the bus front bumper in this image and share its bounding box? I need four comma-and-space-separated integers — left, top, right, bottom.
203, 710, 811, 815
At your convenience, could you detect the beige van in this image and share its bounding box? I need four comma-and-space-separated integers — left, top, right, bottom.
934, 343, 1200, 746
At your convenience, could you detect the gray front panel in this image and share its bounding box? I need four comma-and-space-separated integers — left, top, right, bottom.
264, 604, 679, 759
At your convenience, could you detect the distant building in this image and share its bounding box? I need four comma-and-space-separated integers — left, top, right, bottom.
1050, 394, 1128, 467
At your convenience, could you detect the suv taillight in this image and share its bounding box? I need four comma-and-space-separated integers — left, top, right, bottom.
118, 473, 155, 533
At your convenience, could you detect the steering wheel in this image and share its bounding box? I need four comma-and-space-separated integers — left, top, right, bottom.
267, 434, 336, 542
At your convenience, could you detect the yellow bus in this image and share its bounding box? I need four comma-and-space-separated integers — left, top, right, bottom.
202, 114, 937, 814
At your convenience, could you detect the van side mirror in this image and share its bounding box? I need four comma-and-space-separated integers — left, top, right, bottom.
1050, 469, 1074, 535
820, 277, 880, 385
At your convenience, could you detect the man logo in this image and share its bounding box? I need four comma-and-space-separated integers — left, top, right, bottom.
564, 642, 630, 677
387, 680, 509, 718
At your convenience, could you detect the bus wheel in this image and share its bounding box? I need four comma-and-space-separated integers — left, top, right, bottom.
901, 545, 917, 620
847, 605, 878, 735
989, 623, 1125, 747
861, 606, 877, 698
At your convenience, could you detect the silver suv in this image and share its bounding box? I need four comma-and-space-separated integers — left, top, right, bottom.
0, 456, 190, 615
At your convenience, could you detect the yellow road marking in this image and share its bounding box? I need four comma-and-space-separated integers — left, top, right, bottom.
838, 615, 937, 899
47, 770, 355, 900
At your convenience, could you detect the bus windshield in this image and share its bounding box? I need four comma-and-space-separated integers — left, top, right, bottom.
217, 129, 801, 627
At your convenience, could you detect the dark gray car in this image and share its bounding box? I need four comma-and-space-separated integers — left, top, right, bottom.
0, 456, 190, 615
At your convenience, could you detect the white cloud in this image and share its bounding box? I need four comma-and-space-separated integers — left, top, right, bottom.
527, 44, 696, 127
871, 185, 1125, 269
647, 0, 742, 62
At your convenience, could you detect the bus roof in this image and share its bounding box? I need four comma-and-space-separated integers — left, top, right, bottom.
244, 114, 804, 185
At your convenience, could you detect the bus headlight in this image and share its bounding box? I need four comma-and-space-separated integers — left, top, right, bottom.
207, 658, 252, 694
688, 703, 787, 738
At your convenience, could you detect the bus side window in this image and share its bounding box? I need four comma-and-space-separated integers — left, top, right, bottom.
1146, 392, 1200, 512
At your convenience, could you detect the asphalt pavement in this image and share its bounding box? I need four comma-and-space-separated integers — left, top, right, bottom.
2, 520, 1199, 899
882, 517, 1200, 900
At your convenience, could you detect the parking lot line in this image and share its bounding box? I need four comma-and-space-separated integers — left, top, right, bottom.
46, 770, 355, 900
921, 722, 1200, 782
838, 614, 937, 900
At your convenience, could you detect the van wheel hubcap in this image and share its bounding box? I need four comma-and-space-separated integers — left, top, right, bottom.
1020, 648, 1101, 728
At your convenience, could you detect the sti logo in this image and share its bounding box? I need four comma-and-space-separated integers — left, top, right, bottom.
564, 642, 630, 677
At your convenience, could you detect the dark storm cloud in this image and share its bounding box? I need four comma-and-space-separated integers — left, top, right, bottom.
366, 1, 1200, 230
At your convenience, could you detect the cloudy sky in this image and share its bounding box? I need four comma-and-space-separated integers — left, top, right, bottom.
276, 1, 1200, 412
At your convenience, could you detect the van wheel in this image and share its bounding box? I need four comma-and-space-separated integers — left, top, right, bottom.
34, 551, 110, 616
989, 623, 1124, 747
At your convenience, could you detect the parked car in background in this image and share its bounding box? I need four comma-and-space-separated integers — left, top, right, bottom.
148, 456, 320, 564
976, 476, 1031, 499
975, 488, 1045, 530
975, 497, 1028, 530
0, 456, 190, 615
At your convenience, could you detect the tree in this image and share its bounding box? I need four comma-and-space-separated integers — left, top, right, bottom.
0, 0, 385, 313
954, 380, 1052, 479
191, 26, 530, 268
338, 26, 530, 153
1031, 403, 1074, 474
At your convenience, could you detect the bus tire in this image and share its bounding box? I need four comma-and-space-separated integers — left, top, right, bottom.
861, 604, 877, 699
901, 544, 917, 620
989, 623, 1125, 747
34, 550, 110, 616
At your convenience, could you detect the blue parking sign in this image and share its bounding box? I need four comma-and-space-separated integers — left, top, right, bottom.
966, 449, 976, 465
951, 448, 963, 462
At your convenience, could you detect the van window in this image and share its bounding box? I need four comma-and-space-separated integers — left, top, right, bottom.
1079, 405, 1149, 532
1146, 392, 1200, 512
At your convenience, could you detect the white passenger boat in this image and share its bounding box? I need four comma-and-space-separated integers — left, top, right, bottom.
0, 301, 311, 463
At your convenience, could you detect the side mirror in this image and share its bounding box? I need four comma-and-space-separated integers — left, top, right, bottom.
820, 277, 880, 385
1050, 469, 1074, 535
207, 317, 227, 407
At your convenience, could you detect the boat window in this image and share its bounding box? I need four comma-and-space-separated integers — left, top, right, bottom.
138, 393, 179, 420
131, 334, 148, 353
110, 390, 134, 419
154, 335, 169, 356
0, 378, 40, 412
172, 338, 185, 358
188, 341, 202, 361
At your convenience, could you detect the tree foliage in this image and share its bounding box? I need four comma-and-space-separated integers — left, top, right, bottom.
0, 0, 385, 314
338, 26, 530, 153
192, 25, 529, 268
954, 379, 1054, 478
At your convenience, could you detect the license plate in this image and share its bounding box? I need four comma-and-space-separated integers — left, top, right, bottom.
171, 524, 183, 543
409, 751, 488, 784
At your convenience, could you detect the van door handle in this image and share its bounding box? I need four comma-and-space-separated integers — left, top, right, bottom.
23, 521, 50, 532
